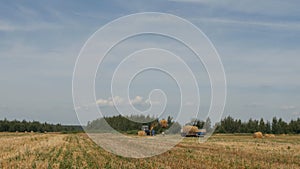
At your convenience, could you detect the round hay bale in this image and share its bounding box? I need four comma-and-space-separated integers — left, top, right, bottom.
138, 130, 146, 136
253, 132, 263, 138
160, 119, 168, 128
265, 134, 275, 138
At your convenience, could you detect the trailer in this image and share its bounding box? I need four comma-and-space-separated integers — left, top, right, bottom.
181, 126, 206, 137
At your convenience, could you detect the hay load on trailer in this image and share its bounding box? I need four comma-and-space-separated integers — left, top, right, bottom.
181, 125, 206, 137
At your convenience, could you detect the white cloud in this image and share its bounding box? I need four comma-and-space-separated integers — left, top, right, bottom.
131, 96, 143, 105
0, 4, 79, 32
145, 99, 161, 105
96, 98, 113, 107
244, 102, 263, 108
280, 105, 296, 111
96, 96, 124, 106
184, 101, 194, 106
0, 20, 63, 32
96, 96, 152, 107
190, 17, 300, 31
0, 21, 15, 31
168, 0, 300, 18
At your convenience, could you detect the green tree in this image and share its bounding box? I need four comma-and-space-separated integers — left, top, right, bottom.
167, 122, 181, 134
265, 121, 272, 133
203, 117, 212, 132
259, 118, 266, 133
272, 117, 278, 134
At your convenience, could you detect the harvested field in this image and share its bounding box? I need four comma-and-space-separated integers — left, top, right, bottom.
0, 132, 299, 169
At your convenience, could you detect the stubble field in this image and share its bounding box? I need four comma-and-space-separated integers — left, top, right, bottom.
0, 132, 299, 169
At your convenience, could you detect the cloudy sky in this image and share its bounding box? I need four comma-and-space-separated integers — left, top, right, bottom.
1, 0, 300, 125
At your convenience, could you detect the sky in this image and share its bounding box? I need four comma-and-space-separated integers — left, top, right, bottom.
1, 0, 300, 125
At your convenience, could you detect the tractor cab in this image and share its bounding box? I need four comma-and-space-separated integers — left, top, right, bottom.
141, 125, 150, 135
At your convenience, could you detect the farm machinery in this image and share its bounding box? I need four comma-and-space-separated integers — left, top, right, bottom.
138, 119, 168, 136
180, 125, 206, 137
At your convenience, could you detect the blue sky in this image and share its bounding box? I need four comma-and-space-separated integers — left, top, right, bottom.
1, 0, 300, 124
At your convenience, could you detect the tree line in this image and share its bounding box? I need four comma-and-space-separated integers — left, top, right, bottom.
86, 115, 182, 134
0, 118, 83, 133
76, 115, 300, 134
2, 116, 300, 134
214, 116, 300, 134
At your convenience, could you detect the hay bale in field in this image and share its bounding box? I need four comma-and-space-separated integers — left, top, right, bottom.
265, 134, 275, 138
253, 132, 263, 138
138, 130, 146, 136
160, 119, 168, 128
182, 125, 199, 133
